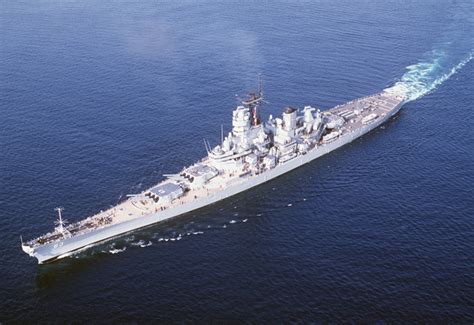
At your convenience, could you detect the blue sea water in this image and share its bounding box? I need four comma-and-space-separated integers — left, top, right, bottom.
1, 0, 473, 322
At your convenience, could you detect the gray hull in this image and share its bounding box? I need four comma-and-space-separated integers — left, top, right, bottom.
26, 99, 404, 264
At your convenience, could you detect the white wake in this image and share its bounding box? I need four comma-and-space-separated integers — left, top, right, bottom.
393, 50, 473, 101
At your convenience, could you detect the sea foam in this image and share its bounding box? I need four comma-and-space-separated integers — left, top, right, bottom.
393, 50, 473, 101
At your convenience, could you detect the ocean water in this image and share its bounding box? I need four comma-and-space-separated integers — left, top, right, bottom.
1, 0, 473, 322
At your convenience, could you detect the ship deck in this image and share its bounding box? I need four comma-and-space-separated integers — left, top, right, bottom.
27, 87, 406, 248
329, 88, 405, 137
29, 172, 242, 246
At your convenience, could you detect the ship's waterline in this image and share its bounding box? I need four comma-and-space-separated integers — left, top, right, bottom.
22, 85, 406, 264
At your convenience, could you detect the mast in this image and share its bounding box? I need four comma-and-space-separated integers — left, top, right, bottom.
241, 74, 264, 126
221, 124, 224, 144
55, 207, 66, 234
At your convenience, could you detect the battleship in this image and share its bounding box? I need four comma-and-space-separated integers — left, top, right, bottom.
22, 83, 407, 264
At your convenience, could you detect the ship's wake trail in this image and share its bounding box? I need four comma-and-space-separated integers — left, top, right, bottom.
393, 49, 473, 101
391, 1, 473, 102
